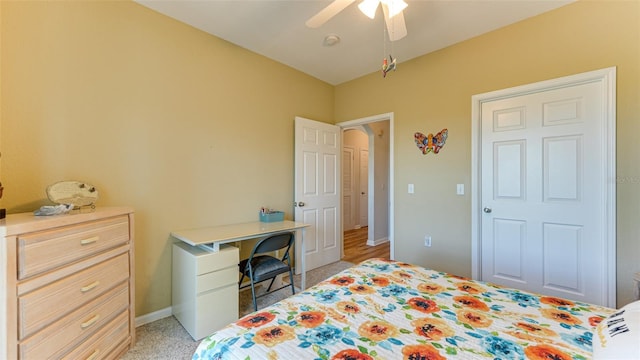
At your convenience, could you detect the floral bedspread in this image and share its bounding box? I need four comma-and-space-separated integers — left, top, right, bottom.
193, 258, 614, 360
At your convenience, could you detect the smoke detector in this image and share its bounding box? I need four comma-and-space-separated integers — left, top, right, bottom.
323, 34, 341, 47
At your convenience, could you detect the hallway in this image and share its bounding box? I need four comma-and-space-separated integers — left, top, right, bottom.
342, 227, 390, 264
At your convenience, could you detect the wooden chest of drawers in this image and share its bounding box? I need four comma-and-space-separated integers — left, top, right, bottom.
0, 207, 135, 359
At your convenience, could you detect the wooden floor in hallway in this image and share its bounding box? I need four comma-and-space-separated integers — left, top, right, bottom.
342, 227, 390, 264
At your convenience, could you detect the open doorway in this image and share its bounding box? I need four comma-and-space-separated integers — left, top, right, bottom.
339, 115, 393, 263
342, 128, 368, 232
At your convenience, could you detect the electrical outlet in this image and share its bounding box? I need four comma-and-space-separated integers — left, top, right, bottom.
424, 235, 432, 247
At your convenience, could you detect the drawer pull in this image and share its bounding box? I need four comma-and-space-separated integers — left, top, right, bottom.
85, 349, 100, 360
80, 281, 100, 293
81, 314, 100, 329
80, 236, 99, 245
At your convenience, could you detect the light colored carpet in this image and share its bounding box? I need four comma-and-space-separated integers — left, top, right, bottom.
121, 260, 354, 360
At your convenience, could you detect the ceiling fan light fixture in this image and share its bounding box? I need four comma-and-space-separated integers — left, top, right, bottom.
358, 0, 379, 19
384, 0, 407, 18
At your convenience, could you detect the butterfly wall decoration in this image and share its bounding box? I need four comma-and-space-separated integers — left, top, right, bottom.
414, 129, 448, 154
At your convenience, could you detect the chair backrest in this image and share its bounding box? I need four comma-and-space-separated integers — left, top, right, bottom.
251, 232, 294, 259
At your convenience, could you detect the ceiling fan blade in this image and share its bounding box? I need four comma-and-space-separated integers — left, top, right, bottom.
381, 3, 407, 41
305, 0, 356, 28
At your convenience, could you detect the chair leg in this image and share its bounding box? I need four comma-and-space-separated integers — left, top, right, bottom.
266, 277, 276, 292
250, 279, 258, 312
289, 268, 295, 295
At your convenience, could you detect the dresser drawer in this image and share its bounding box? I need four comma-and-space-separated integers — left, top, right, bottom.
62, 310, 130, 360
18, 253, 130, 339
19, 283, 129, 359
18, 215, 130, 279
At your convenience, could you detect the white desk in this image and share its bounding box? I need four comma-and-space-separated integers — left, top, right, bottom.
171, 220, 310, 288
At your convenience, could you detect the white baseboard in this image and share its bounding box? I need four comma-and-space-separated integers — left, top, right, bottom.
366, 237, 389, 247
135, 306, 173, 327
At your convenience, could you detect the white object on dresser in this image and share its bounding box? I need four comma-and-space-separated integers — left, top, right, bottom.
172, 242, 239, 340
0, 207, 135, 359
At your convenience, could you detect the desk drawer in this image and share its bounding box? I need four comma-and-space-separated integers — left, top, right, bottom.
18, 216, 130, 279
197, 266, 238, 293
194, 283, 239, 338
19, 283, 129, 359
18, 253, 130, 339
196, 245, 239, 275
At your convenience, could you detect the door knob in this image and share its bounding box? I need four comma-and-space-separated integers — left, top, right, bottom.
361, 192, 366, 195
295, 202, 305, 207
483, 207, 492, 213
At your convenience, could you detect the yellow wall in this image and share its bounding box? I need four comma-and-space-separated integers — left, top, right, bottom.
0, 1, 333, 315
1, 0, 638, 318
335, 0, 640, 307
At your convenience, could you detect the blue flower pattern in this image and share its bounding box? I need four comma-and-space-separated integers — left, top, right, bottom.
483, 336, 525, 359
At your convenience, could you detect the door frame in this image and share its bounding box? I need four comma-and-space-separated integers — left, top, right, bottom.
338, 112, 395, 260
470, 67, 617, 307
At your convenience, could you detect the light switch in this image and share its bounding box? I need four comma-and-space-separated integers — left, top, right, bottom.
408, 184, 414, 194
456, 184, 464, 195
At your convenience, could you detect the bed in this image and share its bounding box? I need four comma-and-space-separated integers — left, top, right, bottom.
193, 258, 616, 360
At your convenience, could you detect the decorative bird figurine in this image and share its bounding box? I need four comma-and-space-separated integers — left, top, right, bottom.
382, 55, 397, 77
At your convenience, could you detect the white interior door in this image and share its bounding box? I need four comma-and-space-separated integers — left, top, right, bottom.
479, 72, 615, 306
359, 149, 369, 227
295, 117, 341, 272
343, 147, 356, 231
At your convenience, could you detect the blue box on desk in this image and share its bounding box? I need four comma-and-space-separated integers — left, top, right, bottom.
259, 211, 284, 222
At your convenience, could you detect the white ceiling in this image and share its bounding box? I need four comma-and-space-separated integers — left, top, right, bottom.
135, 0, 573, 85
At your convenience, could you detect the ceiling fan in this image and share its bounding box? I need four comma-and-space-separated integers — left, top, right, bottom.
306, 0, 408, 41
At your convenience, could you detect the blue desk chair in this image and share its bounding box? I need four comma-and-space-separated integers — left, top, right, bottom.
238, 232, 295, 311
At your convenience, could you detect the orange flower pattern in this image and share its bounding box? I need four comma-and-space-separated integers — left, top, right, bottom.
194, 258, 614, 360
348, 284, 375, 294
332, 349, 373, 360
407, 297, 440, 313
370, 276, 390, 287
524, 344, 573, 360
296, 311, 325, 328
330, 276, 354, 286
236, 311, 275, 328
358, 320, 399, 341
456, 281, 486, 294
514, 322, 557, 337
453, 295, 490, 311
336, 301, 361, 314
540, 296, 575, 307
411, 317, 455, 340
457, 309, 493, 328
541, 308, 583, 326
401, 344, 446, 360
253, 325, 296, 347
417, 282, 445, 294
589, 315, 605, 327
